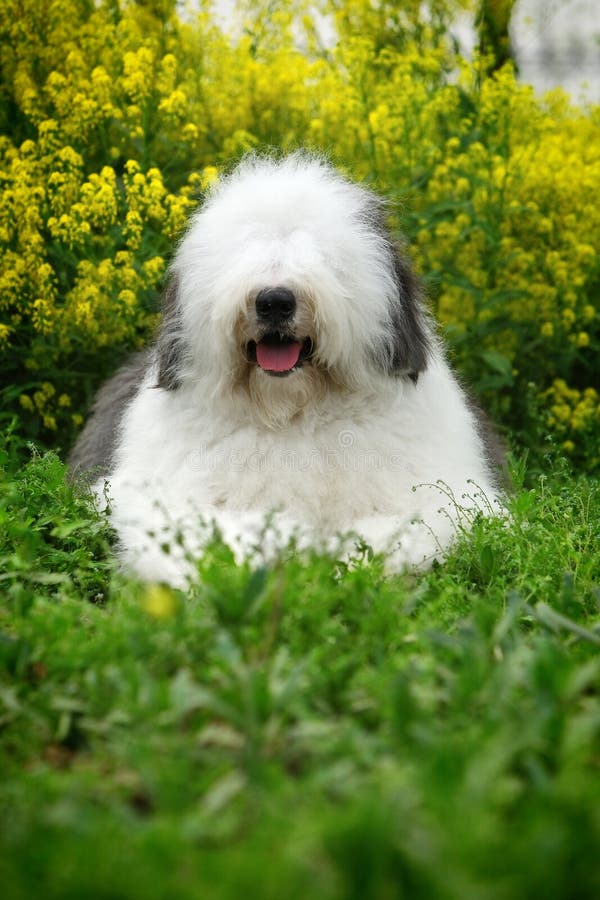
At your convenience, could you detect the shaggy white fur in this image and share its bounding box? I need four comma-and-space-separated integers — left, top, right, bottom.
71, 153, 504, 587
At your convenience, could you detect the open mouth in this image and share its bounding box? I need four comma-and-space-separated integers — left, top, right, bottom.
247, 334, 313, 376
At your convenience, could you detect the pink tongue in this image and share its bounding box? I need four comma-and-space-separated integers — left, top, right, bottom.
256, 341, 302, 372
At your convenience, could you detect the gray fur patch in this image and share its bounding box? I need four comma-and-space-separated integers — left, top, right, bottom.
359, 200, 431, 379
156, 276, 185, 391
68, 350, 151, 482
384, 248, 431, 379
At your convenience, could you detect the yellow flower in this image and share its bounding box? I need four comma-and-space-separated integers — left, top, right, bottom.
576, 331, 590, 348
200, 166, 219, 191
582, 305, 595, 321
158, 89, 188, 122
182, 123, 199, 142
141, 584, 179, 620
540, 322, 554, 338
118, 289, 137, 308
124, 210, 143, 250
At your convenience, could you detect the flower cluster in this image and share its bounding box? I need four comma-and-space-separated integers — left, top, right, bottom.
1, 0, 598, 468
542, 380, 600, 469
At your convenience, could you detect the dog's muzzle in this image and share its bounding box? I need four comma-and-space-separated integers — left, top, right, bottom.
246, 287, 313, 376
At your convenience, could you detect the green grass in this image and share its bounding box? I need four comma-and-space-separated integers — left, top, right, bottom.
1, 429, 600, 899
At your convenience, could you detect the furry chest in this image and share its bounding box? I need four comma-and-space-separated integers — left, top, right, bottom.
199, 438, 399, 528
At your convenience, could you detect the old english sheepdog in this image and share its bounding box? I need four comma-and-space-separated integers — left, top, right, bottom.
70, 153, 505, 587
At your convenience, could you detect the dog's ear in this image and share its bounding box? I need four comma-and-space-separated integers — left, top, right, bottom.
155, 275, 185, 390
377, 246, 431, 382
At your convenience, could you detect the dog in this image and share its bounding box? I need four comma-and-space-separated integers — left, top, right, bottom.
69, 152, 505, 587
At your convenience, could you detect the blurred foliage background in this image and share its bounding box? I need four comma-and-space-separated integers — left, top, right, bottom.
0, 0, 598, 471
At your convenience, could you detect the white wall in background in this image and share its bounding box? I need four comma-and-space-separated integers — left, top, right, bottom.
208, 0, 600, 103
512, 0, 600, 101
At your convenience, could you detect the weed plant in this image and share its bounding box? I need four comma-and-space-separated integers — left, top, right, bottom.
1, 434, 599, 898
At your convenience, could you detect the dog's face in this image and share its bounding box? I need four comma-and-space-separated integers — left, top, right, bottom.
157, 154, 431, 426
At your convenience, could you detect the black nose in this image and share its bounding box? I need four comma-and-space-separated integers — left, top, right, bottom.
255, 287, 296, 324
